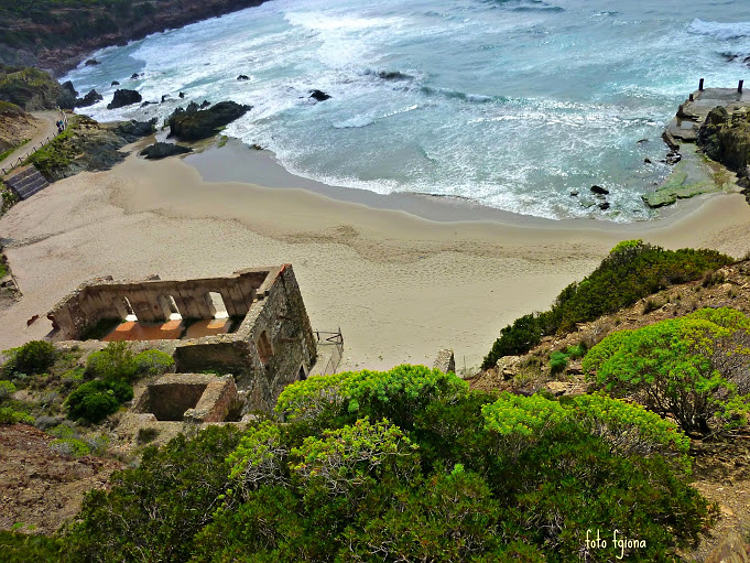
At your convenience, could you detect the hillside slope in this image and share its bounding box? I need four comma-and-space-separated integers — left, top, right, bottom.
0, 0, 267, 75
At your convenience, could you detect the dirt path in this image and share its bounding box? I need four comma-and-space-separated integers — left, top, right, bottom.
0, 110, 61, 175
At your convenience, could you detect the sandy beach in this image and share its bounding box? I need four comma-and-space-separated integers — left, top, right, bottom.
2, 141, 750, 371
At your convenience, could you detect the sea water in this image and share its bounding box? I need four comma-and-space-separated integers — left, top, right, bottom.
63, 0, 750, 221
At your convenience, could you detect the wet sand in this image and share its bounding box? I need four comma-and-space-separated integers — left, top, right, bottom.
1, 144, 749, 371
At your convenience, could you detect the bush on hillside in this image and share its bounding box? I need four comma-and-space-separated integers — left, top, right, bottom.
65, 378, 133, 423
4, 340, 57, 375
0, 406, 34, 425
483, 240, 732, 368
583, 307, 750, 434
133, 349, 174, 376
86, 343, 173, 382
65, 425, 242, 562
49, 366, 713, 561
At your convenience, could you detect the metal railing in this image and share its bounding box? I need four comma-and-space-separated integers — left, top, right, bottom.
1, 109, 68, 177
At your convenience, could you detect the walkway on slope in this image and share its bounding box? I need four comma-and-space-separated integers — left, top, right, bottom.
0, 110, 61, 176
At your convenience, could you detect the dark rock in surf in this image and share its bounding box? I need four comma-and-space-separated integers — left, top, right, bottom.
309, 89, 331, 102
167, 101, 251, 141
237, 74, 249, 81
115, 118, 157, 142
590, 185, 609, 195
75, 89, 103, 108
107, 89, 142, 109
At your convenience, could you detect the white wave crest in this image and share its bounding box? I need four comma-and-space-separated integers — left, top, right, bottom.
687, 18, 750, 40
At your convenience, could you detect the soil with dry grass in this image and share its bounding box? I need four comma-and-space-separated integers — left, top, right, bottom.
0, 423, 122, 534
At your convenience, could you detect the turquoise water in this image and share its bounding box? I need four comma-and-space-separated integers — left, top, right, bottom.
64, 0, 750, 221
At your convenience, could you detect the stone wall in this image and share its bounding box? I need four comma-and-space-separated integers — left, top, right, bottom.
47, 269, 269, 340
47, 265, 318, 412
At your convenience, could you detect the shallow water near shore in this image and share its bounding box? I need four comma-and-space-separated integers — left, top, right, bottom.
64, 0, 750, 222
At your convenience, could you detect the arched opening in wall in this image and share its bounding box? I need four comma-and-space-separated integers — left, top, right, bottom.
116, 297, 138, 322
206, 292, 229, 319
298, 365, 307, 381
257, 331, 273, 365
158, 295, 183, 321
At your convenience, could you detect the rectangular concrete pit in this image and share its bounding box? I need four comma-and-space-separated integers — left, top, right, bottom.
134, 374, 239, 422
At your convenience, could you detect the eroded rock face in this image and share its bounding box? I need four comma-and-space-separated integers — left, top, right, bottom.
698, 106, 750, 172
140, 142, 192, 160
114, 118, 157, 143
107, 89, 142, 110
167, 101, 250, 141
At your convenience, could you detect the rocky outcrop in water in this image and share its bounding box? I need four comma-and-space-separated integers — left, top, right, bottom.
75, 89, 103, 108
113, 118, 157, 143
107, 89, 142, 110
140, 142, 193, 159
309, 89, 331, 102
167, 101, 251, 141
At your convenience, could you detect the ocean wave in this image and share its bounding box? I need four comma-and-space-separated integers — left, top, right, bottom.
418, 86, 507, 104
687, 18, 750, 40
362, 68, 414, 81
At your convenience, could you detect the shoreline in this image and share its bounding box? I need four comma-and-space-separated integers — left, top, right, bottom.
187, 137, 704, 230
1, 140, 750, 371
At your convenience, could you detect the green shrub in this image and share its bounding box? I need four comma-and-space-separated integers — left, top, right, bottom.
65, 426, 241, 563
549, 351, 569, 375
483, 241, 732, 368
65, 378, 133, 423
0, 407, 34, 425
61, 366, 714, 562
133, 349, 174, 376
0, 379, 16, 399
7, 340, 56, 374
583, 307, 750, 434
50, 437, 91, 457
85, 342, 137, 381
0, 530, 62, 563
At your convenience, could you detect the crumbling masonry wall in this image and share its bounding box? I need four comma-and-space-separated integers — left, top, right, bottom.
47, 265, 317, 412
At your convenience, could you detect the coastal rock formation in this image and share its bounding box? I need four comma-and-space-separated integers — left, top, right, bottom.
237, 74, 249, 81
0, 65, 67, 110
113, 118, 157, 142
167, 101, 250, 141
107, 89, 142, 110
84, 58, 99, 66
590, 185, 609, 195
140, 142, 192, 159
26, 114, 131, 181
644, 87, 750, 208
309, 89, 331, 102
75, 89, 103, 108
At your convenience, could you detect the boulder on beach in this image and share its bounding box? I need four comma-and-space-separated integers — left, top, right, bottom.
75, 89, 103, 108
167, 101, 251, 141
114, 118, 157, 142
107, 89, 142, 110
309, 89, 331, 102
140, 142, 192, 160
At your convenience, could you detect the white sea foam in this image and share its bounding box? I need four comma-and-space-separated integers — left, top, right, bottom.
62, 0, 747, 222
687, 18, 750, 40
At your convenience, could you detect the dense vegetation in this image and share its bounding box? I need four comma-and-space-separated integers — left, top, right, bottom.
483, 240, 732, 369
583, 307, 750, 435
4, 365, 714, 561
0, 340, 174, 427
0, 64, 67, 110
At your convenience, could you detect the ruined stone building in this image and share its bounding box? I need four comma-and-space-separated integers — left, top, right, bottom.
46, 265, 329, 412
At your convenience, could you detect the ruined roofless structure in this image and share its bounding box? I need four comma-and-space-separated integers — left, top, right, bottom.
46, 265, 318, 411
